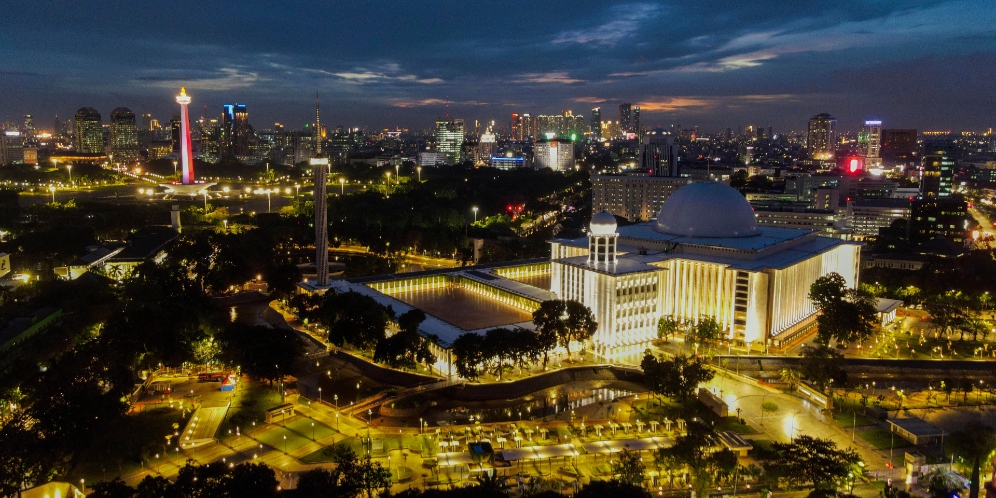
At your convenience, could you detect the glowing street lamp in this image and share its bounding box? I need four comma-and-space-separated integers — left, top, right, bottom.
173, 160, 178, 176
66, 164, 72, 186
472, 206, 478, 223
417, 166, 422, 183
395, 164, 400, 183
49, 185, 56, 203
340, 177, 345, 195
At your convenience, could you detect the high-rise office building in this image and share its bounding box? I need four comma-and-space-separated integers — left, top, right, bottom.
533, 139, 575, 171
170, 117, 182, 153
109, 107, 139, 160
435, 119, 465, 163
73, 107, 103, 154
314, 95, 323, 155
632, 106, 640, 136
639, 130, 677, 177
221, 103, 250, 157
909, 197, 966, 245
23, 115, 34, 139
619, 103, 632, 137
806, 113, 836, 160
859, 120, 882, 158
920, 149, 954, 198
199, 118, 221, 161
880, 129, 918, 166
533, 111, 585, 140
590, 107, 602, 140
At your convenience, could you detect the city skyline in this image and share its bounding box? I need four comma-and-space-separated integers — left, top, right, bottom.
2, 1, 996, 132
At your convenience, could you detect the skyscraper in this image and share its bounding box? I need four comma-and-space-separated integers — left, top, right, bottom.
632, 106, 641, 136
619, 103, 632, 137
435, 119, 465, 164
639, 129, 677, 177
806, 113, 836, 160
881, 129, 918, 166
510, 113, 531, 141
920, 148, 954, 198
590, 107, 602, 140
73, 107, 103, 154
109, 107, 139, 160
221, 103, 250, 157
311, 157, 330, 287
859, 120, 882, 158
314, 94, 322, 155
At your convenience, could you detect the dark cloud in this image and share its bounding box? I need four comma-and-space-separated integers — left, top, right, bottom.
0, 0, 994, 131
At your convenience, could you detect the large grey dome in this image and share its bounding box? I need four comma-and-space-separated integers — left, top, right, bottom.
654, 182, 760, 238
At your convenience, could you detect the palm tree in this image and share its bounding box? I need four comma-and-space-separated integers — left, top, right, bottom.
947, 422, 996, 498
780, 367, 801, 389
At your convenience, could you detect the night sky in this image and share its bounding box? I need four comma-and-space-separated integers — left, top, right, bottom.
2, 0, 995, 133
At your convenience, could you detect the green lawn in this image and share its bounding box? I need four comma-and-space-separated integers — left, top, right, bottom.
255, 426, 314, 453
284, 417, 336, 441
714, 417, 760, 434
300, 437, 365, 463
834, 412, 876, 428
858, 430, 912, 450
217, 382, 284, 439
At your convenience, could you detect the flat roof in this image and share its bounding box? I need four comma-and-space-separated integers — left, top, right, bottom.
888, 417, 944, 436
876, 298, 904, 314
458, 270, 558, 303
348, 258, 548, 284
617, 223, 816, 252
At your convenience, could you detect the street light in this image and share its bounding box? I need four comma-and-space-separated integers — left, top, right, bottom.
66, 164, 72, 186
386, 172, 391, 185
49, 185, 56, 203
173, 160, 178, 176
417, 166, 422, 183
473, 206, 478, 223
395, 164, 400, 183
340, 177, 345, 195
318, 387, 322, 403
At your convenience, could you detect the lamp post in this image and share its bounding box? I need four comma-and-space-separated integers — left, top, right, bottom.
339, 177, 346, 195
472, 207, 478, 223
318, 387, 322, 404
203, 191, 209, 213
395, 164, 400, 183
66, 164, 72, 186
334, 394, 338, 411
49, 186, 56, 203
336, 412, 339, 431
417, 166, 422, 183
173, 160, 178, 176
386, 172, 391, 186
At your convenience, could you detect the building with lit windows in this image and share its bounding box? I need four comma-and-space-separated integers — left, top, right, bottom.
845, 198, 910, 240
551, 182, 861, 356
435, 119, 465, 163
109, 107, 139, 160
73, 107, 103, 154
807, 113, 836, 161
859, 120, 882, 160
533, 139, 575, 171
591, 173, 689, 221
638, 129, 677, 177
920, 151, 954, 198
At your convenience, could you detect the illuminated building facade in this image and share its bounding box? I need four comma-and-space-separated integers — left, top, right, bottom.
533, 139, 575, 171
109, 107, 139, 160
920, 151, 954, 198
859, 120, 882, 158
638, 129, 677, 177
550, 182, 861, 356
73, 107, 103, 154
221, 103, 250, 157
590, 107, 602, 140
807, 113, 836, 160
435, 119, 465, 163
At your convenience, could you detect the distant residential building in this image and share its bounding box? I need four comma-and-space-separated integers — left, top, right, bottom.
591, 173, 689, 221
638, 130, 677, 177
476, 132, 495, 166
1, 132, 25, 164
533, 139, 575, 171
510, 113, 530, 141
222, 103, 250, 157
109, 107, 139, 160
909, 196, 967, 245
435, 119, 465, 163
534, 111, 585, 140
73, 107, 103, 154
845, 198, 911, 240
806, 113, 836, 161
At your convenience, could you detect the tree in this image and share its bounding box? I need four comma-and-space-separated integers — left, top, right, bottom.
947, 422, 996, 498
690, 317, 722, 353
641, 352, 714, 402
318, 291, 391, 349
563, 300, 597, 360
611, 449, 646, 487
0, 413, 49, 498
575, 480, 648, 498
452, 332, 486, 381
765, 435, 861, 492
217, 324, 303, 384
923, 467, 968, 498
397, 309, 427, 334
799, 344, 848, 391
809, 273, 877, 347
86, 478, 135, 498
657, 316, 680, 342
532, 300, 566, 366
373, 329, 435, 371
267, 263, 303, 298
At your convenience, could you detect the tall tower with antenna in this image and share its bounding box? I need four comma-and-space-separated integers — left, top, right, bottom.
314, 94, 322, 156
176, 87, 194, 184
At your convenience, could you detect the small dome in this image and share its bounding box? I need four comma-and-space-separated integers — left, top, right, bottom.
589, 211, 618, 236
655, 182, 760, 238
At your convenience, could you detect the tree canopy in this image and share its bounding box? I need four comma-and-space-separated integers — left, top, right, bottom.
641, 352, 714, 401
809, 273, 877, 347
